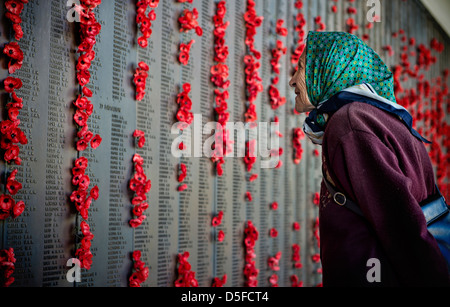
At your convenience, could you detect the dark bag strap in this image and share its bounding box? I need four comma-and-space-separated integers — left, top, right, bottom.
322, 177, 364, 217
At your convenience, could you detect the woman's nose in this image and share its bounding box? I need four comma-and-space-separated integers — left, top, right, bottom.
289, 76, 295, 88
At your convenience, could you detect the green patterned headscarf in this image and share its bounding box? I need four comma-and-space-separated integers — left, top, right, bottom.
305, 31, 396, 106
303, 31, 430, 145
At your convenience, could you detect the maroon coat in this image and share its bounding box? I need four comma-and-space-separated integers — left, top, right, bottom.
320, 102, 450, 287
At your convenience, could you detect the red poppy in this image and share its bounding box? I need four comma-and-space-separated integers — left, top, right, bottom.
0, 194, 14, 216
177, 184, 188, 192
217, 230, 225, 242
4, 77, 22, 93
212, 273, 227, 287
313, 192, 320, 206
179, 52, 190, 66
248, 174, 258, 182
80, 0, 101, 8
269, 228, 278, 238
11, 201, 25, 218
270, 202, 278, 210
70, 189, 87, 204
76, 139, 88, 151
77, 69, 91, 86
73, 110, 88, 127
137, 36, 148, 48
90, 134, 102, 149
75, 247, 93, 270
5, 11, 21, 25
212, 211, 223, 227
6, 170, 22, 196
276, 19, 287, 36
311, 253, 321, 263
4, 145, 20, 164
178, 8, 203, 37
90, 185, 99, 200
130, 215, 146, 228
5, 0, 24, 15
3, 42, 23, 61
245, 191, 252, 201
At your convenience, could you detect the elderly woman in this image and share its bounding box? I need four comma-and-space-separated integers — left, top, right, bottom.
289, 31, 449, 286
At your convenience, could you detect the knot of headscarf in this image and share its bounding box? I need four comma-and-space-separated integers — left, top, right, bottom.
302, 31, 430, 145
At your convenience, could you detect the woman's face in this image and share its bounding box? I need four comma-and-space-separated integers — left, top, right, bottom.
289, 52, 315, 113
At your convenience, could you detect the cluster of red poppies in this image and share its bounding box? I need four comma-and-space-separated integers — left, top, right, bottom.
1, 9, 27, 220
267, 85, 284, 114
244, 0, 262, 59
129, 250, 149, 287
70, 157, 99, 220
129, 154, 151, 228
0, 247, 15, 287
386, 29, 449, 198
3, 42, 23, 74
271, 116, 283, 169
0, 172, 24, 220
1, 77, 27, 156
134, 61, 150, 101
174, 251, 198, 287
136, 0, 159, 48
243, 139, 256, 172
267, 251, 281, 287
269, 227, 278, 238
330, 0, 338, 14
268, 252, 281, 272
177, 162, 188, 192
290, 274, 303, 287
211, 210, 223, 227
291, 243, 302, 270
244, 138, 258, 202
417, 43, 438, 71
73, 2, 102, 151
212, 91, 232, 177
2, 6, 28, 165
211, 1, 231, 177
75, 221, 94, 270
244, 220, 259, 287
176, 83, 194, 128
178, 7, 203, 37
290, 232, 303, 286
178, 39, 195, 66
71, 1, 102, 272
133, 129, 146, 148
276, 19, 287, 37
212, 210, 225, 243
175, 83, 193, 193
0, 0, 28, 288
4, 0, 27, 40
292, 128, 305, 164
313, 216, 320, 244
269, 39, 287, 110
212, 274, 227, 287
71, 161, 99, 270
291, 1, 306, 67
243, 0, 263, 123
245, 191, 253, 202
314, 15, 326, 32
430, 38, 444, 53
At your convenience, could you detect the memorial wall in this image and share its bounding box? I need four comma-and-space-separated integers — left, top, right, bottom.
0, 0, 448, 287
